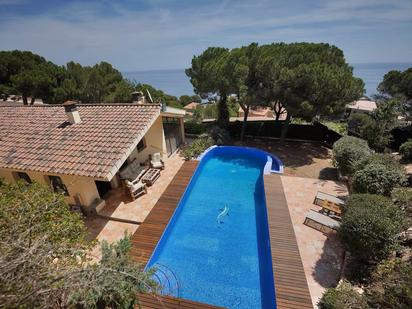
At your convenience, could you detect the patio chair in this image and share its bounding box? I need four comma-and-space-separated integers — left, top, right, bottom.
304, 209, 340, 234
125, 179, 147, 200
150, 152, 164, 170
314, 191, 344, 216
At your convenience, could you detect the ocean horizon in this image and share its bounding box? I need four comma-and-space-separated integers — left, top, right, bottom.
123, 62, 412, 98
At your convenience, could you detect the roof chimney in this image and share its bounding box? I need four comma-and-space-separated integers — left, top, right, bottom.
131, 91, 146, 104
63, 100, 81, 124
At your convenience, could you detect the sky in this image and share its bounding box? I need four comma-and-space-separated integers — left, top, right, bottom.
0, 0, 411, 71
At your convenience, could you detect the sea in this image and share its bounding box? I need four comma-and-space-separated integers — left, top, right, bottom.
123, 63, 412, 98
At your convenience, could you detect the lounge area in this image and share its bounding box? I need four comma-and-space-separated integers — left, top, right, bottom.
84, 151, 185, 247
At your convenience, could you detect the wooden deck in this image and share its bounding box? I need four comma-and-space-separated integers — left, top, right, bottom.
131, 161, 313, 308
264, 174, 313, 309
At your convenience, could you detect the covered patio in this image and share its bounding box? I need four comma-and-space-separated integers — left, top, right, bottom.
85, 152, 185, 251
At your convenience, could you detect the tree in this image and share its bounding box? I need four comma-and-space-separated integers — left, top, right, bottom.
339, 194, 405, 263
378, 68, 412, 118
186, 47, 233, 128
0, 181, 157, 307
318, 281, 369, 309
379, 68, 412, 99
332, 136, 371, 178
256, 43, 364, 141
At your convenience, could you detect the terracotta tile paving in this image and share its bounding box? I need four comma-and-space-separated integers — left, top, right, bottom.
85, 152, 185, 258
280, 175, 348, 307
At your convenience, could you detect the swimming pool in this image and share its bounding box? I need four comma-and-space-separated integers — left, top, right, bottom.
146, 146, 282, 308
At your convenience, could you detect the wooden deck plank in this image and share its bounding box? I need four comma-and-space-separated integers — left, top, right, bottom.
264, 174, 313, 308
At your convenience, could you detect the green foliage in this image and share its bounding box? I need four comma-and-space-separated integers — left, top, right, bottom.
318, 281, 369, 309
399, 140, 412, 161
379, 68, 412, 99
256, 43, 364, 120
391, 187, 412, 224
321, 121, 347, 135
0, 182, 157, 308
352, 162, 406, 196
348, 99, 399, 152
0, 181, 89, 247
332, 136, 371, 176
348, 113, 372, 136
208, 125, 231, 145
366, 258, 412, 309
182, 134, 214, 160
68, 236, 157, 309
185, 121, 207, 135
187, 42, 362, 138
339, 194, 405, 263
0, 51, 181, 106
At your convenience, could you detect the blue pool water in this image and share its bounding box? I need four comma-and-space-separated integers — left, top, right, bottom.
147, 146, 280, 308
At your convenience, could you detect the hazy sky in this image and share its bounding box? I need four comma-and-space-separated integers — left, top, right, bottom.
0, 0, 411, 71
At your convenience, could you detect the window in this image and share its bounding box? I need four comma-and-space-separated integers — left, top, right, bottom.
16, 172, 32, 184
48, 176, 69, 196
137, 138, 146, 152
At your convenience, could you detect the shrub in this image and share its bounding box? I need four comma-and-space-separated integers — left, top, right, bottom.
355, 153, 403, 171
332, 136, 371, 176
365, 258, 412, 309
182, 134, 214, 160
322, 121, 347, 135
392, 187, 412, 225
208, 125, 231, 145
318, 281, 369, 309
339, 194, 405, 263
399, 140, 412, 161
347, 113, 371, 136
352, 163, 406, 196
185, 121, 207, 135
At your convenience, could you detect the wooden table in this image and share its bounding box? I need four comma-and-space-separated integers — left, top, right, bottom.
321, 200, 342, 216
141, 168, 160, 186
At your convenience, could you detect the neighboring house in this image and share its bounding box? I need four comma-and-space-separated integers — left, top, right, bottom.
1, 94, 44, 106
237, 106, 275, 119
345, 96, 377, 116
184, 102, 201, 111
0, 101, 185, 208
183, 102, 201, 116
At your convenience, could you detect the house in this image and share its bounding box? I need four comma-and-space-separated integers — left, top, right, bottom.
237, 106, 275, 119
184, 102, 201, 111
345, 96, 377, 116
0, 101, 185, 210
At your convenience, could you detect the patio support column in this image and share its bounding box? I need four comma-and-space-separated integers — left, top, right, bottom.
179, 117, 185, 143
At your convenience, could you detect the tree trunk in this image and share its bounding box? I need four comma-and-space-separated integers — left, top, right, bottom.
280, 113, 291, 143
22, 95, 28, 105
30, 97, 35, 105
240, 104, 250, 142
217, 94, 229, 129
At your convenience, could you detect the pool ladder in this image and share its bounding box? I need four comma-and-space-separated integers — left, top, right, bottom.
152, 263, 181, 298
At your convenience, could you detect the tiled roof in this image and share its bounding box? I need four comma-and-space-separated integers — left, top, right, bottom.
346, 99, 377, 112
0, 104, 161, 180
184, 102, 200, 110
